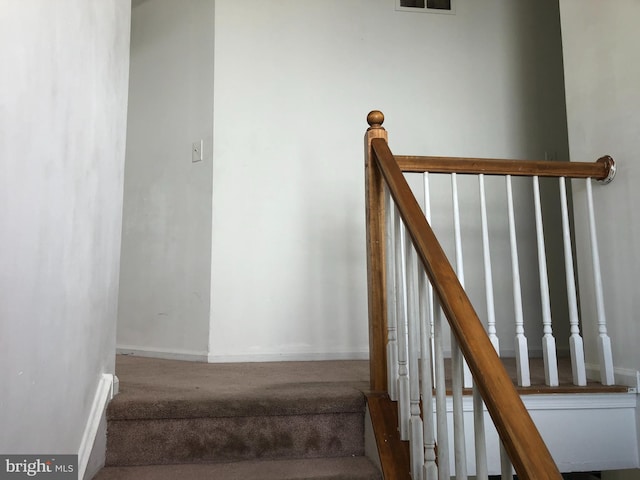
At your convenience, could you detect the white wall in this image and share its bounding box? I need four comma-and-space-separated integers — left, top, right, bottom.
559, 1, 640, 384
210, 0, 570, 361
0, 0, 130, 472
117, 0, 214, 360
560, 2, 640, 471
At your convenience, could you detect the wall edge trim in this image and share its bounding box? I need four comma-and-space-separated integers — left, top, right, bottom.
78, 373, 113, 480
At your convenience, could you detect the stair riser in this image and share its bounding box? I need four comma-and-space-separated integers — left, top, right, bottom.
106, 412, 364, 466
95, 457, 382, 480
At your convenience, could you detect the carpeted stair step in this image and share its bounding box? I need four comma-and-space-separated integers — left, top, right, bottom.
102, 356, 376, 470
95, 456, 382, 480
106, 410, 365, 465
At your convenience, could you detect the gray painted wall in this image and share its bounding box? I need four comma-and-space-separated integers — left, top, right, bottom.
117, 0, 214, 359
0, 0, 130, 469
116, 0, 570, 362
209, 0, 570, 360
560, 0, 640, 385
560, 2, 640, 472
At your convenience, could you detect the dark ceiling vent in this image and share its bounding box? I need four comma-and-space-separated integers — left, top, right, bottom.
397, 0, 455, 14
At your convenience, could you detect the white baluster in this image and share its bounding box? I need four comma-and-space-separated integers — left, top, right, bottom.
419, 268, 438, 480
586, 179, 615, 385
406, 241, 425, 480
451, 336, 467, 479
395, 212, 411, 436
500, 442, 513, 479
424, 173, 436, 380
506, 175, 530, 387
433, 298, 450, 480
479, 174, 499, 355
559, 177, 587, 386
533, 176, 559, 387
451, 173, 473, 388
478, 174, 499, 479
385, 188, 399, 400
473, 387, 488, 480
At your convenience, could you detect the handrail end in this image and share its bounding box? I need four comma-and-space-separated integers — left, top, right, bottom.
367, 110, 385, 130
597, 155, 616, 184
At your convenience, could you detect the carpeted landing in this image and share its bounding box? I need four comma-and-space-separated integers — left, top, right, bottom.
93, 355, 381, 479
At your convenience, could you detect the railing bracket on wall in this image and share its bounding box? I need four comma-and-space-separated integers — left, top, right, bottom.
597, 155, 616, 184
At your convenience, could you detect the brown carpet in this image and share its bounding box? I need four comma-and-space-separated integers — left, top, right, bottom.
108, 355, 370, 420
96, 356, 380, 479
96, 354, 617, 478
94, 456, 381, 480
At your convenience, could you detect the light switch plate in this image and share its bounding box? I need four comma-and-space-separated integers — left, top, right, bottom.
192, 140, 203, 162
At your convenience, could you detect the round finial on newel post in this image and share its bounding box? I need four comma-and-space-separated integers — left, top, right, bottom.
367, 110, 384, 130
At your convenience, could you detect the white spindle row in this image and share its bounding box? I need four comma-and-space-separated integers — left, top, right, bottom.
383, 171, 614, 479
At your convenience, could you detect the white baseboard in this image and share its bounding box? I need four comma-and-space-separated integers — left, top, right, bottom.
586, 362, 640, 390
117, 344, 368, 363
208, 350, 369, 363
78, 373, 114, 480
116, 344, 209, 362
439, 391, 637, 413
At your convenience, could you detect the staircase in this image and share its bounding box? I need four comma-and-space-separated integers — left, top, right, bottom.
361, 110, 640, 478
93, 355, 382, 480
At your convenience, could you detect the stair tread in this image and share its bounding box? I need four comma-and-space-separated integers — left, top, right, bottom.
109, 356, 369, 420
94, 456, 382, 480
107, 357, 371, 466
109, 389, 366, 420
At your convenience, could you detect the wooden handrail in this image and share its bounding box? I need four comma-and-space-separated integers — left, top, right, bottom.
396, 154, 615, 182
365, 111, 562, 479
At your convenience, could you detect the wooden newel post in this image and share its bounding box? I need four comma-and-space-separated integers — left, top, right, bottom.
365, 110, 389, 392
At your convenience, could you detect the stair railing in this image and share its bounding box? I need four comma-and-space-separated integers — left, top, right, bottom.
364, 110, 616, 479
